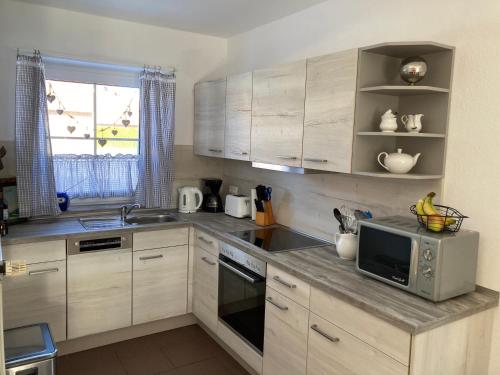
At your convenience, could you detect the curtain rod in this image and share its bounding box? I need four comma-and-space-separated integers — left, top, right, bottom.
16, 48, 175, 74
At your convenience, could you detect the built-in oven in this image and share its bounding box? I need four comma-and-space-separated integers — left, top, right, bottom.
218, 242, 266, 354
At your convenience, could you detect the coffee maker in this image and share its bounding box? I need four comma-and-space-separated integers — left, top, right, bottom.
202, 178, 224, 212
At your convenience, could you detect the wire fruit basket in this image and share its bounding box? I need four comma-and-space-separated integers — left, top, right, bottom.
410, 204, 468, 233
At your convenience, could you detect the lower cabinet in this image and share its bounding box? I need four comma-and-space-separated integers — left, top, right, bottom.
192, 246, 218, 332
3, 260, 67, 342
263, 287, 309, 375
306, 313, 408, 375
67, 248, 132, 339
133, 246, 188, 325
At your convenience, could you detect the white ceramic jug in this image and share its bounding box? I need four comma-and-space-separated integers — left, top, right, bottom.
401, 114, 424, 133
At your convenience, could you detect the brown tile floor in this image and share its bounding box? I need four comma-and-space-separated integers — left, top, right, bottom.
57, 325, 251, 375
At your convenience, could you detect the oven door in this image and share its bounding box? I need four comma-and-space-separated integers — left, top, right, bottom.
218, 254, 266, 353
356, 225, 418, 288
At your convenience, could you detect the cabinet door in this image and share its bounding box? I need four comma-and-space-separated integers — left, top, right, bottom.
225, 72, 252, 161
263, 287, 309, 375
3, 260, 67, 342
192, 246, 218, 332
133, 246, 188, 325
194, 79, 226, 157
68, 249, 132, 339
252, 60, 306, 167
303, 49, 358, 173
307, 314, 408, 375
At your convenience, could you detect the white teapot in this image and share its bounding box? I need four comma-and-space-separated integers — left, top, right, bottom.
379, 109, 398, 132
401, 114, 424, 133
377, 148, 421, 174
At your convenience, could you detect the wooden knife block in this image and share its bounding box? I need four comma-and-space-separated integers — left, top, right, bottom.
256, 201, 275, 226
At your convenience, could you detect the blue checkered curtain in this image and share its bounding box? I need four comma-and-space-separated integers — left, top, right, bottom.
15, 53, 60, 217
135, 70, 176, 208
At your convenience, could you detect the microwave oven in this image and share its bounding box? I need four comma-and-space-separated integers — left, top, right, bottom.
356, 216, 479, 302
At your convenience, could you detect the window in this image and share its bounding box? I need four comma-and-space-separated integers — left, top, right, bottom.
46, 80, 140, 155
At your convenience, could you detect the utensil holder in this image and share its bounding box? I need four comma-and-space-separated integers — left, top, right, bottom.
256, 201, 275, 226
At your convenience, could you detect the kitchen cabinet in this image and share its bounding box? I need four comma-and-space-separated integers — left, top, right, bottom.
225, 72, 252, 161
194, 79, 226, 157
263, 287, 309, 375
192, 245, 218, 332
303, 49, 358, 173
307, 313, 408, 375
3, 260, 67, 342
251, 60, 307, 167
132, 245, 188, 325
67, 248, 132, 339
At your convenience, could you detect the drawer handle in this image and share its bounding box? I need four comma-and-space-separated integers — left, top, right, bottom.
139, 254, 163, 261
311, 324, 340, 343
304, 158, 328, 163
209, 148, 223, 153
273, 275, 297, 289
276, 155, 298, 160
29, 268, 59, 276
198, 236, 214, 245
232, 150, 249, 156
266, 297, 288, 311
202, 257, 216, 266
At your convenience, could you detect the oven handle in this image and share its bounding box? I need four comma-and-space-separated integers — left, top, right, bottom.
218, 259, 262, 284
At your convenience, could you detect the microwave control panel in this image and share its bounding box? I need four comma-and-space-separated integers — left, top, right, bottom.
417, 238, 438, 297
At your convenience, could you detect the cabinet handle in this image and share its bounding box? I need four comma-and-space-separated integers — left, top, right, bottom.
139, 254, 163, 261
304, 158, 328, 163
311, 324, 340, 343
273, 275, 297, 289
266, 297, 288, 311
198, 236, 214, 245
202, 257, 216, 266
276, 155, 298, 160
231, 150, 249, 156
29, 268, 59, 276
209, 148, 223, 153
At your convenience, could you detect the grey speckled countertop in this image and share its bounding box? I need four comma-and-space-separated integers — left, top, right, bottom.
2, 211, 498, 334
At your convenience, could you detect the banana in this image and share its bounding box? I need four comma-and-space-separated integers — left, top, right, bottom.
415, 192, 455, 231
423, 192, 439, 216
427, 215, 445, 232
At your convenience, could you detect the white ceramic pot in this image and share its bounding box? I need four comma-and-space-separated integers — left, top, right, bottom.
335, 233, 358, 260
377, 148, 421, 174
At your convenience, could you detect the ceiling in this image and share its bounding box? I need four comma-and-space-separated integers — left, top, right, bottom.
14, 0, 328, 37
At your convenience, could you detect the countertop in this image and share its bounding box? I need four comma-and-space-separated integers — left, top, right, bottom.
2, 211, 498, 334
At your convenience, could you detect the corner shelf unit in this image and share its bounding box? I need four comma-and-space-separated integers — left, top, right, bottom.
352, 42, 455, 179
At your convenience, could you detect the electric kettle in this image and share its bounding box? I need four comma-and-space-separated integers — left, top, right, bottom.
178, 186, 203, 213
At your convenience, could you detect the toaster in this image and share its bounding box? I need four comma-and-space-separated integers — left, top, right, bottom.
225, 194, 251, 218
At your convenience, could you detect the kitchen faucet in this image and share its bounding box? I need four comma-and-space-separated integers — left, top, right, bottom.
120, 204, 140, 222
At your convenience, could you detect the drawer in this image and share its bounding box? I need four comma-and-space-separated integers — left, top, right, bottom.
266, 264, 310, 308
3, 240, 66, 264
307, 314, 408, 375
133, 227, 189, 251
193, 247, 218, 332
310, 287, 411, 365
194, 229, 219, 256
218, 320, 263, 375
263, 287, 309, 375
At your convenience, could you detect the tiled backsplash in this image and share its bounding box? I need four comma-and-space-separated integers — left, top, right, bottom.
222, 159, 441, 242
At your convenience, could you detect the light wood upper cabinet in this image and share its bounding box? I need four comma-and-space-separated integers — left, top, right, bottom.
132, 246, 188, 325
251, 60, 307, 167
303, 49, 358, 173
194, 79, 226, 157
225, 72, 252, 161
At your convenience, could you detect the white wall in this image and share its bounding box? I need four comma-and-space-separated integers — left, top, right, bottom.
226, 0, 500, 372
0, 0, 227, 146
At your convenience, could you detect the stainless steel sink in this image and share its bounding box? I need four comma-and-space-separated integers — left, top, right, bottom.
79, 217, 127, 230
125, 214, 177, 225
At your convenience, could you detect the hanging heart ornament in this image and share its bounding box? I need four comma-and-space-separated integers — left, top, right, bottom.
112, 129, 118, 136
67, 125, 76, 134
128, 111, 133, 117
122, 119, 130, 126
84, 133, 91, 139
47, 94, 56, 103
98, 139, 107, 147
56, 109, 64, 115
